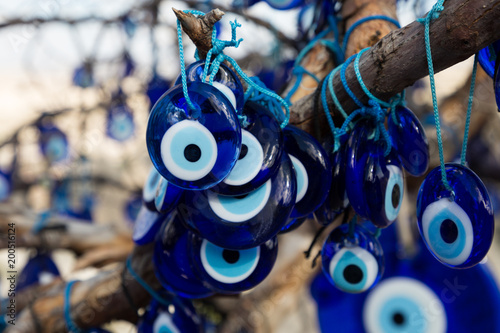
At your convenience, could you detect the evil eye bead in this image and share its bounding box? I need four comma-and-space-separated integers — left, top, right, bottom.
132, 205, 168, 245
478, 40, 500, 78
0, 170, 11, 201
137, 298, 204, 333
154, 213, 214, 298
279, 217, 307, 234
495, 57, 500, 111
264, 0, 305, 10
146, 74, 171, 107
154, 177, 184, 214
363, 277, 447, 333
283, 126, 331, 219
106, 103, 135, 142
321, 224, 384, 293
18, 252, 60, 291
189, 235, 278, 293
178, 60, 245, 113
39, 125, 69, 163
143, 167, 163, 211
147, 81, 241, 190
211, 101, 283, 196
179, 153, 296, 249
388, 106, 429, 176
417, 163, 494, 268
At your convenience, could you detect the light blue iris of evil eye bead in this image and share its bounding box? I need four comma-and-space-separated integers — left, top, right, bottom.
146, 81, 241, 190
210, 101, 283, 196
176, 60, 245, 113
153, 213, 214, 299
132, 205, 168, 245
345, 120, 404, 228
189, 233, 278, 293
416, 163, 494, 268
283, 125, 331, 219
38, 124, 69, 163
321, 223, 384, 294
137, 298, 204, 333
178, 153, 296, 250
388, 105, 429, 177
106, 103, 135, 142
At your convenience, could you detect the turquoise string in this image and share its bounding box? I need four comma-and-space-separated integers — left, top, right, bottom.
340, 54, 364, 108
353, 48, 391, 108
342, 15, 401, 53
126, 257, 171, 307
64, 280, 83, 333
31, 210, 51, 234
460, 54, 478, 166
418, 0, 453, 193
327, 66, 349, 119
321, 74, 342, 152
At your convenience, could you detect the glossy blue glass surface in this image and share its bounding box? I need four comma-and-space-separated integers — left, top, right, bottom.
478, 40, 500, 78
18, 252, 60, 291
143, 166, 163, 211
38, 124, 69, 163
132, 205, 168, 245
210, 101, 283, 195
146, 81, 241, 190
154, 177, 184, 214
283, 126, 331, 219
179, 153, 296, 250
345, 121, 404, 228
52, 180, 93, 221
314, 140, 349, 226
189, 234, 278, 293
279, 217, 307, 234
147, 74, 171, 108
388, 106, 429, 176
416, 163, 494, 268
321, 224, 384, 294
124, 195, 142, 224
264, 0, 305, 10
311, 223, 500, 333
0, 169, 11, 201
106, 103, 135, 142
72, 63, 93, 88
154, 213, 214, 298
137, 298, 204, 333
177, 60, 244, 113
495, 57, 500, 111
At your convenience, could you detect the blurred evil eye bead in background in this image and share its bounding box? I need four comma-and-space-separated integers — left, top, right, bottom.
177, 60, 245, 113
179, 153, 296, 250
146, 81, 241, 190
417, 163, 494, 268
38, 122, 69, 163
137, 298, 204, 333
146, 73, 171, 108
0, 169, 11, 202
345, 120, 404, 228
189, 233, 278, 293
153, 212, 214, 299
210, 100, 283, 196
18, 251, 60, 292
132, 204, 169, 246
387, 105, 429, 177
321, 223, 384, 294
106, 102, 135, 142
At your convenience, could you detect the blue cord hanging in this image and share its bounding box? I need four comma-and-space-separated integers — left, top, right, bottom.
342, 15, 401, 53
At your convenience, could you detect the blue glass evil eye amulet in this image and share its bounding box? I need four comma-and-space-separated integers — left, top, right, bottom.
417, 163, 494, 268
478, 40, 500, 78
321, 224, 384, 294
189, 234, 278, 293
137, 298, 203, 333
106, 103, 135, 142
211, 101, 283, 196
283, 126, 331, 219
18, 252, 60, 291
388, 105, 429, 177
345, 121, 404, 228
178, 60, 245, 113
38, 124, 69, 163
147, 81, 241, 190
154, 213, 214, 299
132, 205, 167, 245
180, 153, 296, 250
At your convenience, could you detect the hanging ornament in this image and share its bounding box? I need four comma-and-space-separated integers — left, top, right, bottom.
137, 298, 204, 333
143, 166, 164, 211
279, 217, 307, 234
321, 223, 384, 294
106, 101, 135, 142
124, 195, 143, 224
147, 74, 171, 108
154, 177, 184, 214
283, 125, 331, 219
494, 54, 500, 111
0, 169, 11, 202
189, 233, 278, 293
416, 163, 494, 268
154, 213, 214, 299
18, 251, 60, 291
132, 205, 167, 246
179, 153, 296, 250
388, 105, 429, 177
263, 0, 305, 10
478, 40, 500, 78
72, 61, 94, 88
38, 123, 69, 163
210, 101, 283, 196
52, 180, 94, 221
176, 60, 245, 113
146, 81, 242, 190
